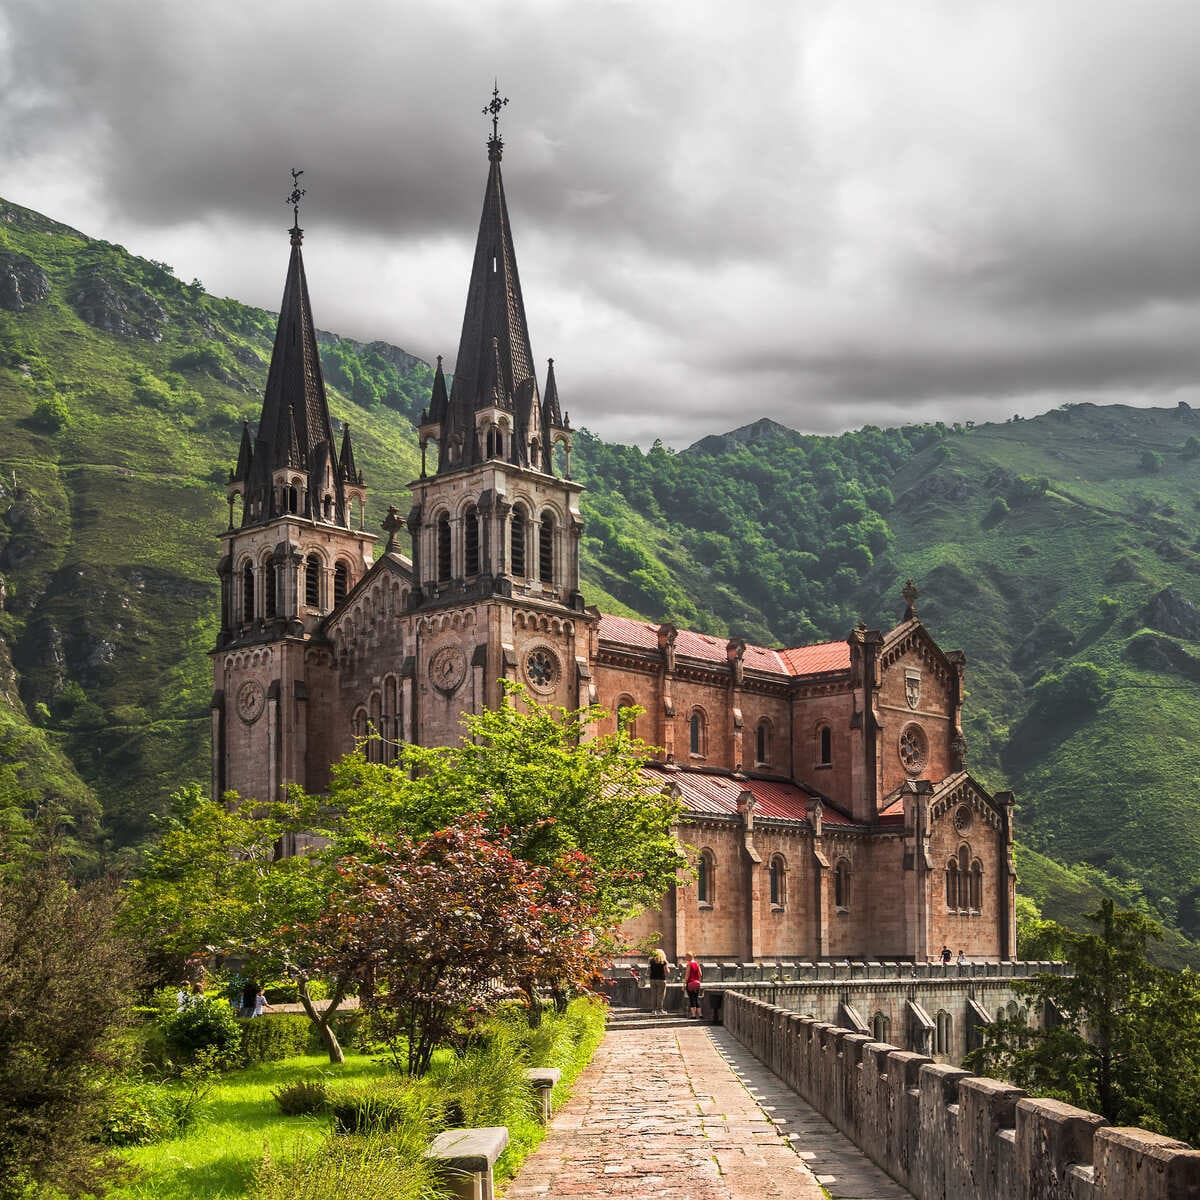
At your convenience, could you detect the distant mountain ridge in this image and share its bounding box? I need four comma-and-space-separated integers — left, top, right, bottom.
1, 193, 1198, 966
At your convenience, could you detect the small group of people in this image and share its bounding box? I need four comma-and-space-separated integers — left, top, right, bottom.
238, 980, 272, 1018
939, 945, 968, 967
645, 950, 703, 1018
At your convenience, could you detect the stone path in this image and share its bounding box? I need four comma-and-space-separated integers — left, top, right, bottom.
504, 1010, 912, 1200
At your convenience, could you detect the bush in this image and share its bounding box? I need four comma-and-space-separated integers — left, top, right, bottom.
262, 981, 298, 1004
431, 1029, 534, 1130
254, 1131, 438, 1200
158, 996, 242, 1065
238, 1013, 311, 1065
1141, 449, 1165, 474
272, 1077, 330, 1117
986, 496, 1009, 523
100, 1060, 215, 1146
328, 1080, 442, 1137
31, 393, 70, 431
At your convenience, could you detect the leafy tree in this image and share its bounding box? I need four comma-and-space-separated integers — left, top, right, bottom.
0, 852, 137, 1198
1140, 449, 1165, 474
31, 393, 70, 432
327, 683, 681, 923
316, 816, 611, 1075
1183, 435, 1200, 461
968, 900, 1200, 1142
1031, 661, 1107, 717
121, 784, 350, 1063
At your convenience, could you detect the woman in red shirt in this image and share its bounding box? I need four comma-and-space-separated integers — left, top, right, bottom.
684, 954, 702, 1019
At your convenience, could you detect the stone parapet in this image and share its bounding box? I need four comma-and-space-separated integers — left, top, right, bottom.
724, 991, 1200, 1200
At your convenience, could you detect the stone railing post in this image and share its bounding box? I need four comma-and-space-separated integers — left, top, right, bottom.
525, 1068, 561, 1123
426, 1127, 509, 1200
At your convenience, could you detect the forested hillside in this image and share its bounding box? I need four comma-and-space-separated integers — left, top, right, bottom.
2, 194, 1199, 963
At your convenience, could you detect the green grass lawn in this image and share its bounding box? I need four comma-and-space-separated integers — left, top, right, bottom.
110, 1054, 393, 1200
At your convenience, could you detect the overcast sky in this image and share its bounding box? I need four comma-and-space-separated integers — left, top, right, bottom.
3, 0, 1200, 447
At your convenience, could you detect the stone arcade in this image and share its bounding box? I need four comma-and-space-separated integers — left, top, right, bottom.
211, 111, 1016, 968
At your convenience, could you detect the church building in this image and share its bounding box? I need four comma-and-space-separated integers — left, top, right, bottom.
211, 106, 1017, 965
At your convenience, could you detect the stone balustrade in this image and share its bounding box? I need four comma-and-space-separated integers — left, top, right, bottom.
724, 991, 1200, 1200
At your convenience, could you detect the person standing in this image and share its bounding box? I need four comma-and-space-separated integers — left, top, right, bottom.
251, 987, 272, 1018
684, 954, 702, 1019
647, 949, 668, 1015
940, 945, 952, 966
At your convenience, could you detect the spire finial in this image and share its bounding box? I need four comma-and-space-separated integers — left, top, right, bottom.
287, 168, 306, 243
483, 81, 509, 162
902, 578, 919, 620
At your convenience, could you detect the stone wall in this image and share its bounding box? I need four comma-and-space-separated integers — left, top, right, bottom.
724, 991, 1200, 1200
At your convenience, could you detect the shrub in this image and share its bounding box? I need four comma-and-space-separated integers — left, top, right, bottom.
272, 1077, 330, 1117
101, 1057, 216, 1146
31, 393, 70, 431
986, 496, 1009, 523
431, 1029, 534, 1130
158, 996, 242, 1065
263, 980, 298, 1004
328, 1080, 442, 1137
1141, 449, 1165, 474
254, 1131, 439, 1200
238, 1013, 311, 1065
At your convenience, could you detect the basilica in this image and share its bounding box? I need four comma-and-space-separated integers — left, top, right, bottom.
212, 113, 1016, 965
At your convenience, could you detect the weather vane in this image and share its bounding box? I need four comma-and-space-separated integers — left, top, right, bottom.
287, 168, 306, 227
483, 81, 509, 160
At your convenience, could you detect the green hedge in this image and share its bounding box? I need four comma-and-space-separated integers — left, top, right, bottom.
237, 1014, 311, 1065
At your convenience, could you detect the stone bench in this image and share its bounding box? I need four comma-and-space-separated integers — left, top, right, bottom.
426, 1126, 509, 1200
525, 1067, 561, 1121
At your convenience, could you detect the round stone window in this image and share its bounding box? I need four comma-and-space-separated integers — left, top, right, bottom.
954, 804, 973, 833
898, 723, 928, 775
525, 647, 560, 693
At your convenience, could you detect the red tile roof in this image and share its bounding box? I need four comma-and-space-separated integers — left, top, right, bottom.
597, 614, 849, 678
641, 765, 858, 826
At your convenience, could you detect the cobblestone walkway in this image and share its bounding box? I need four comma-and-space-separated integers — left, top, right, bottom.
505, 1010, 909, 1199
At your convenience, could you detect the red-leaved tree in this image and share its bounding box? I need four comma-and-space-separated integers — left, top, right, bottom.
315, 815, 612, 1075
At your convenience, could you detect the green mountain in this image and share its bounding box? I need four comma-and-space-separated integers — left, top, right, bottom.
1, 195, 1198, 965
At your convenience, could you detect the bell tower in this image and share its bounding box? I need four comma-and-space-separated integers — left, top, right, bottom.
212, 173, 374, 801
407, 89, 592, 743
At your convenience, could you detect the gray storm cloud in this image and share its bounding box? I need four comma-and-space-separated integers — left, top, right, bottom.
1, 0, 1199, 445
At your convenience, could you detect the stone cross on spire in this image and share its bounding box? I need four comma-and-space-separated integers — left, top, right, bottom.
483, 81, 509, 162
902, 578, 919, 621
288, 168, 306, 245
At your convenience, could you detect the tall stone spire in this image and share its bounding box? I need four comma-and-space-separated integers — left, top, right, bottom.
438, 86, 539, 473
240, 174, 354, 527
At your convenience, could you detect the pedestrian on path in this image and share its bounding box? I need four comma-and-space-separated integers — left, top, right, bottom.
251, 986, 272, 1018
684, 953, 702, 1018
647, 949, 668, 1014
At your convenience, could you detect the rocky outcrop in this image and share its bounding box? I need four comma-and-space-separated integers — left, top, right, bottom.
0, 250, 50, 311
1145, 585, 1200, 641
69, 266, 166, 340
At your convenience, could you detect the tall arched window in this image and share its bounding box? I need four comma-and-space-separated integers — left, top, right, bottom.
539, 512, 555, 584
756, 720, 770, 765
305, 554, 321, 608
241, 562, 255, 622
287, 484, 299, 514
384, 676, 401, 761
957, 845, 971, 910
834, 858, 851, 910
511, 505, 527, 577
970, 860, 983, 911
263, 556, 277, 619
689, 710, 705, 756
368, 691, 383, 764
334, 562, 349, 606
464, 505, 480, 576
352, 707, 368, 744
437, 512, 452, 582
485, 427, 496, 458
769, 855, 786, 907
697, 849, 715, 905
946, 859, 959, 910
615, 694, 637, 738
935, 1011, 952, 1055
818, 725, 832, 766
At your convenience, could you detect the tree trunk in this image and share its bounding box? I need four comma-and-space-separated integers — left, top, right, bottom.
298, 977, 346, 1064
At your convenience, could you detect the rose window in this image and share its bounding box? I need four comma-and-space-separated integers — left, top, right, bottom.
526, 648, 558, 690
954, 805, 973, 833
899, 724, 928, 774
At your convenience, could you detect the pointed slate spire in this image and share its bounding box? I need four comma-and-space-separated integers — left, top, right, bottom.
542, 358, 562, 428
232, 420, 254, 483
244, 205, 344, 524
440, 89, 537, 473
427, 355, 448, 423
339, 421, 361, 484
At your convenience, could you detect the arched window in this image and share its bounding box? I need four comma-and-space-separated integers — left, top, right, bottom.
352, 707, 368, 744
384, 675, 401, 761
464, 504, 480, 576
333, 562, 349, 606
970, 860, 983, 911
263, 557, 277, 619
615, 694, 637, 738
873, 1013, 891, 1044
697, 849, 715, 905
287, 485, 299, 514
935, 1011, 952, 1055
486, 427, 496, 458
305, 554, 321, 609
539, 512, 555, 584
241, 562, 255, 622
511, 505, 527, 577
946, 859, 959, 910
834, 858, 851, 910
689, 710, 706, 757
958, 845, 971, 911
323, 494, 333, 520
818, 725, 832, 766
437, 512, 452, 582
368, 691, 383, 764
756, 720, 770, 765
769, 855, 786, 908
